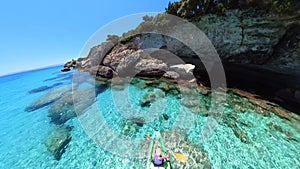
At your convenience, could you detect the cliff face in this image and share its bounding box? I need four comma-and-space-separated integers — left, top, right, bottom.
191, 9, 300, 113
195, 9, 300, 68
63, 9, 300, 113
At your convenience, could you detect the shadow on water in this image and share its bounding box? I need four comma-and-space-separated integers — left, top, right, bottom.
43, 72, 73, 82
95, 84, 109, 95
0, 74, 23, 83
193, 61, 300, 114
28, 82, 63, 94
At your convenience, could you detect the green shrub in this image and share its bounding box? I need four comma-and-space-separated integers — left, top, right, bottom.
272, 0, 291, 13
165, 0, 296, 20
106, 34, 119, 42
118, 35, 134, 44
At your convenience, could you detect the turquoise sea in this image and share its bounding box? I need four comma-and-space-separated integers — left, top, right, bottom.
0, 65, 299, 169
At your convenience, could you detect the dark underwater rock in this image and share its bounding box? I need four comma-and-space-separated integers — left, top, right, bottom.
129, 117, 145, 127
268, 122, 298, 142
162, 113, 169, 120
45, 125, 72, 160
232, 89, 293, 119
48, 89, 95, 124
233, 126, 249, 143
139, 88, 165, 107
43, 72, 73, 82
28, 83, 62, 94
25, 85, 72, 112
120, 118, 140, 137
225, 119, 249, 143
140, 93, 156, 107
270, 107, 292, 120
158, 81, 178, 93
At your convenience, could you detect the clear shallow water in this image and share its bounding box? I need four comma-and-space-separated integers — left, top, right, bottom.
0, 66, 299, 169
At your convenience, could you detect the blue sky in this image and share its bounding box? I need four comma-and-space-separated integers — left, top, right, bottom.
0, 0, 175, 76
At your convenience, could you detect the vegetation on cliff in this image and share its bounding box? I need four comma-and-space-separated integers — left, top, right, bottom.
166, 0, 298, 21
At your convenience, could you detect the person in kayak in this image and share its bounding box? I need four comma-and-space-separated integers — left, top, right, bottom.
152, 140, 170, 167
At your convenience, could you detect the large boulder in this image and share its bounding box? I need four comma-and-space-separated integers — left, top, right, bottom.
45, 125, 72, 160
109, 49, 168, 77
61, 60, 76, 72
115, 50, 145, 76
76, 58, 91, 69
135, 57, 168, 77
170, 64, 195, 80
103, 45, 136, 70
163, 71, 180, 79
88, 65, 115, 78
89, 41, 116, 66
61, 67, 71, 72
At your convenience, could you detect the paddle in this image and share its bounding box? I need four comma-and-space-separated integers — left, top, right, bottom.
145, 133, 188, 163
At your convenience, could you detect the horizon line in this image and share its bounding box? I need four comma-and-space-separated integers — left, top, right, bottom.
0, 63, 65, 78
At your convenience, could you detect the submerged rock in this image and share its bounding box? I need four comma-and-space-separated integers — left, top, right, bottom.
28, 83, 62, 94
129, 117, 145, 127
158, 81, 178, 93
233, 127, 249, 143
110, 77, 130, 90
268, 122, 298, 142
43, 72, 73, 82
181, 99, 200, 108
140, 93, 156, 107
161, 129, 212, 169
48, 89, 95, 124
270, 107, 292, 120
45, 125, 72, 160
25, 85, 72, 112
139, 89, 165, 107
120, 118, 141, 137
163, 113, 169, 120
232, 89, 292, 119
225, 119, 249, 143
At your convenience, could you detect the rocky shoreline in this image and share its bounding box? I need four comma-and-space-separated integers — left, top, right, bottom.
29, 7, 300, 165
62, 8, 300, 114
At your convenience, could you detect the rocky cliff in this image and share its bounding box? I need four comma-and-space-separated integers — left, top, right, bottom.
62, 8, 300, 114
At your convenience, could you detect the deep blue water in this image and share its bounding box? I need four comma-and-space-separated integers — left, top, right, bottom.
0, 66, 299, 169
